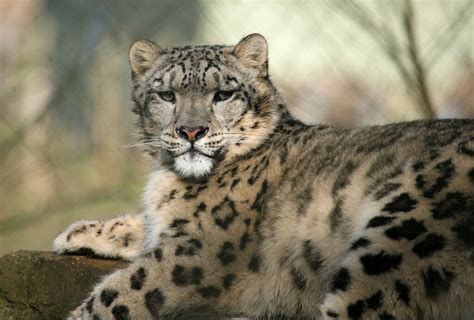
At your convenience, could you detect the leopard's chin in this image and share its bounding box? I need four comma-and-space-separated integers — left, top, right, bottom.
173, 151, 215, 179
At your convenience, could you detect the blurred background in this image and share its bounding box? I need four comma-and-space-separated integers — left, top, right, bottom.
0, 0, 472, 255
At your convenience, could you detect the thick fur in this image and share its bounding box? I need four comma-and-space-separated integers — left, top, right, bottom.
54, 34, 474, 319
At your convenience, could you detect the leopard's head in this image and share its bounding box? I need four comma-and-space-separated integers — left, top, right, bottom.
129, 34, 281, 179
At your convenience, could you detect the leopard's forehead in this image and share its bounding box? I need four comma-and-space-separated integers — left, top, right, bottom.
165, 45, 230, 64
151, 45, 239, 92
170, 44, 228, 53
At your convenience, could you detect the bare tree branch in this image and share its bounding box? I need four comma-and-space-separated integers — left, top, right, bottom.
324, 0, 438, 118
425, 0, 474, 67
402, 0, 435, 118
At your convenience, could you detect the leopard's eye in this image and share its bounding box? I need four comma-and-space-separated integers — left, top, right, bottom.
158, 91, 176, 103
214, 90, 235, 103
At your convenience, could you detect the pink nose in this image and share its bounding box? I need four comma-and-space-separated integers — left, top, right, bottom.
176, 127, 209, 142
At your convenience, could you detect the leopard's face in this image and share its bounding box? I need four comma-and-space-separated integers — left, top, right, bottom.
129, 34, 279, 179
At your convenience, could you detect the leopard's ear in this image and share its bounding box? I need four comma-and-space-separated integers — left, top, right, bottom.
233, 33, 268, 73
129, 39, 163, 75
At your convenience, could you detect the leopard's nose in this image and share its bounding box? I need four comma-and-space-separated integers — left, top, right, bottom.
175, 126, 209, 142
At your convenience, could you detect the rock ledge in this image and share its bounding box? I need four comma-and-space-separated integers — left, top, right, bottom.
0, 250, 125, 320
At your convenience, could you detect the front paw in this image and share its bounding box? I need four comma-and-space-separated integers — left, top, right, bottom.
54, 220, 100, 255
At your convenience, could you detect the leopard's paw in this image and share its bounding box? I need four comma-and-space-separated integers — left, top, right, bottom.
53, 220, 101, 255
66, 304, 88, 320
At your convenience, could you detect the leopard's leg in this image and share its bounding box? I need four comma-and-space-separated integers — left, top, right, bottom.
54, 214, 145, 260
320, 249, 419, 320
67, 234, 246, 319
321, 247, 474, 320
321, 152, 474, 320
320, 210, 474, 320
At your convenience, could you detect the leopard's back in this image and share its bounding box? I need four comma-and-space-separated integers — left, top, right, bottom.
251, 119, 474, 319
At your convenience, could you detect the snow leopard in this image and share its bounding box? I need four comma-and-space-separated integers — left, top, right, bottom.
54, 33, 474, 319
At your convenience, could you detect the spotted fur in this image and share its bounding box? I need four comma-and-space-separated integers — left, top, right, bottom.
55, 34, 474, 320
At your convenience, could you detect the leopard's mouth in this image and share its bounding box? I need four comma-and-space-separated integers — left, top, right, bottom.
176, 147, 214, 160
172, 149, 216, 179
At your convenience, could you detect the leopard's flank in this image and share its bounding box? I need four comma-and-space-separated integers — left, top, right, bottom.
54, 34, 474, 320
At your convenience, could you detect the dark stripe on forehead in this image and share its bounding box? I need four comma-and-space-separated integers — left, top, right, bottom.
162, 64, 174, 75
176, 62, 186, 73
203, 59, 221, 72
170, 70, 176, 83
226, 75, 238, 84
213, 72, 220, 84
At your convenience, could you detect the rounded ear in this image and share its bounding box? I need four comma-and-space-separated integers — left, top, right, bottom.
233, 33, 268, 70
129, 39, 163, 75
